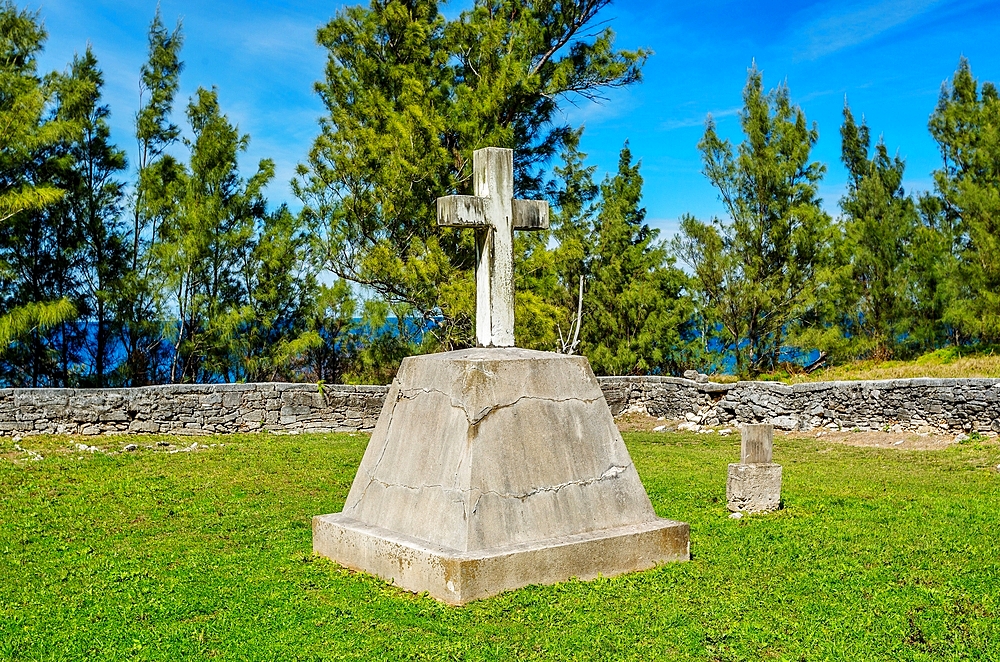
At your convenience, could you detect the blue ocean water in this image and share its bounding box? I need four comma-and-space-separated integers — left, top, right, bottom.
40, 318, 820, 382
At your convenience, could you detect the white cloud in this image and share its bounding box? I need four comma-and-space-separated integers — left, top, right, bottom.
796, 0, 943, 61
660, 106, 741, 131
646, 216, 683, 240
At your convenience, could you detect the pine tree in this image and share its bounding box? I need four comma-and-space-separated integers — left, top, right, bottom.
57, 47, 128, 386
548, 128, 598, 351
0, 2, 76, 381
305, 279, 358, 384
295, 0, 648, 354
512, 228, 563, 351
830, 102, 919, 360
906, 192, 951, 350
927, 58, 1000, 344
675, 64, 833, 376
156, 87, 275, 383
232, 205, 322, 382
584, 144, 693, 375
118, 9, 184, 385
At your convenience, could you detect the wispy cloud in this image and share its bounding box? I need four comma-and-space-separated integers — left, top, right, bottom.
556, 88, 637, 127
660, 106, 740, 131
645, 217, 683, 240
796, 0, 943, 61
233, 16, 324, 64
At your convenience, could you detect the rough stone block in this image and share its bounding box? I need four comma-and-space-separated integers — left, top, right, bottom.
726, 463, 782, 513
313, 348, 688, 604
770, 415, 800, 431
314, 515, 688, 605
128, 420, 160, 433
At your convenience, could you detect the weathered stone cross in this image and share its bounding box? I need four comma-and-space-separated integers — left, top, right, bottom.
436, 148, 549, 347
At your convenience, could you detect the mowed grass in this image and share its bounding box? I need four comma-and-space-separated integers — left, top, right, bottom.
1, 431, 999, 661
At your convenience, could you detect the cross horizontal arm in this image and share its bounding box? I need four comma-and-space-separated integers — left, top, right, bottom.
438, 196, 549, 231
512, 199, 549, 230
437, 195, 490, 228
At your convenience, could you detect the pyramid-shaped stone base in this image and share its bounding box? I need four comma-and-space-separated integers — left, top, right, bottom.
312, 348, 689, 604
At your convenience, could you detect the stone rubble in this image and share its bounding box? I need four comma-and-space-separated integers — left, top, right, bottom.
13, 443, 42, 461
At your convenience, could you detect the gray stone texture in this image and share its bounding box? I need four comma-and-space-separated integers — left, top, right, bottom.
726, 463, 783, 513
727, 423, 781, 514
313, 348, 689, 604
598, 376, 1000, 433
0, 383, 384, 436
740, 423, 774, 463
4, 375, 1000, 437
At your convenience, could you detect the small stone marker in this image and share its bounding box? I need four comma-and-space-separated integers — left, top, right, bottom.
741, 423, 773, 463
727, 423, 782, 513
312, 147, 689, 605
436, 148, 548, 348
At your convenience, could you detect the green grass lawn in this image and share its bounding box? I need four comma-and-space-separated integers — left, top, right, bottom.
2, 431, 999, 661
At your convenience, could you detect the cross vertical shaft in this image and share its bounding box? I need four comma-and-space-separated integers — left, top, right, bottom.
436, 148, 549, 348
475, 148, 514, 347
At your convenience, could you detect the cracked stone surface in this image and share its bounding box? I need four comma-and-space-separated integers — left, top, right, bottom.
726, 463, 782, 513
315, 348, 689, 603
338, 348, 661, 553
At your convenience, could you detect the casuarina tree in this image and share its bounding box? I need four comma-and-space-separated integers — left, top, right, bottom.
675, 64, 833, 377
927, 58, 1000, 344
295, 0, 648, 351
0, 2, 76, 378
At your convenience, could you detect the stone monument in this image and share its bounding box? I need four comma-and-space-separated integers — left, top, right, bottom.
726, 423, 782, 513
313, 148, 689, 605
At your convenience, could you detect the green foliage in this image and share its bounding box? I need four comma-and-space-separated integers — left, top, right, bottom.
822, 103, 920, 361
0, 298, 76, 349
56, 47, 129, 386
118, 9, 185, 386
548, 128, 598, 350
676, 64, 833, 377
584, 144, 694, 375
0, 1, 78, 376
295, 0, 648, 350
0, 2, 68, 222
231, 206, 322, 382
8, 2, 1000, 384
927, 58, 1000, 344
2, 431, 999, 659
304, 279, 359, 384
513, 229, 564, 351
155, 87, 278, 383
343, 299, 424, 385
0, 4, 355, 387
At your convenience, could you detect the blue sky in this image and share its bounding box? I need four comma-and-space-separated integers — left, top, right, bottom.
32, 0, 1000, 239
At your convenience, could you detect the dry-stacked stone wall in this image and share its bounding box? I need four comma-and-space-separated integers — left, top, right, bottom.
0, 383, 386, 437
600, 376, 1000, 433
2, 375, 999, 437
597, 376, 726, 420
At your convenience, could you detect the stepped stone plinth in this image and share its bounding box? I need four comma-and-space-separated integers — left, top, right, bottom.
313, 348, 689, 604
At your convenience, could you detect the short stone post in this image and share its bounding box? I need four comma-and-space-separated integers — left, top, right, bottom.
726, 423, 782, 513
